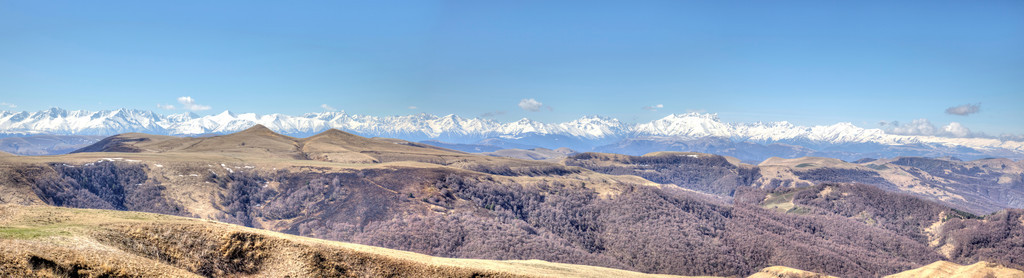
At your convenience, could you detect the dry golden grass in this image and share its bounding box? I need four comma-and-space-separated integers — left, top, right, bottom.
746, 266, 839, 278
0, 204, 704, 278
884, 261, 1024, 278
63, 126, 587, 174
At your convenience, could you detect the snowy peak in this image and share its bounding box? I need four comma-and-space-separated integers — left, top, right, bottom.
216, 110, 237, 118
635, 113, 731, 137
0, 108, 1021, 154
166, 112, 199, 122
558, 115, 627, 139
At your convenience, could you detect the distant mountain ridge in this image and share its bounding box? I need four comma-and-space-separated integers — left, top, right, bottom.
2, 108, 1022, 160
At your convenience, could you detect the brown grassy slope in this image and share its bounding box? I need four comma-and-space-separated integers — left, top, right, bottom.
70, 132, 181, 153
0, 163, 48, 206
884, 261, 1024, 278
301, 128, 472, 163
71, 125, 571, 171
0, 204, 700, 278
746, 266, 839, 278
70, 125, 476, 161
72, 125, 304, 160
175, 124, 305, 159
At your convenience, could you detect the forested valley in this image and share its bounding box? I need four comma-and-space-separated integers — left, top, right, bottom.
13, 159, 1022, 277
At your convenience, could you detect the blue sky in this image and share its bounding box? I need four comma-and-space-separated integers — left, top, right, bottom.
1, 1, 1022, 136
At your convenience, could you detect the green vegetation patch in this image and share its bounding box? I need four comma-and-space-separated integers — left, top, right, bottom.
761, 188, 816, 214
856, 211, 878, 225
0, 226, 69, 239
762, 191, 798, 206
949, 208, 981, 220
787, 207, 812, 215
795, 163, 816, 168
761, 191, 798, 212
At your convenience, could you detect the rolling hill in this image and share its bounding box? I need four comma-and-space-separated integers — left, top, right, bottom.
74, 125, 528, 165
1, 125, 1022, 277
885, 261, 1024, 278
4, 205, 1017, 278
0, 204, 700, 278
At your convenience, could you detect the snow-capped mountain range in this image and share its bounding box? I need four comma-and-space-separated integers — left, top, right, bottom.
2, 108, 1022, 159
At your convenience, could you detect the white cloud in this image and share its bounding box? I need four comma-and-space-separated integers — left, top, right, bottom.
156, 104, 175, 110
177, 96, 211, 111
882, 118, 937, 136
881, 118, 973, 137
890, 119, 938, 136
642, 104, 664, 111
0, 102, 16, 108
518, 98, 543, 112
945, 103, 980, 116
408, 106, 418, 110
320, 104, 336, 111
943, 122, 972, 137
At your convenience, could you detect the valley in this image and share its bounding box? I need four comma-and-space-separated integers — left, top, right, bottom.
1, 126, 1021, 277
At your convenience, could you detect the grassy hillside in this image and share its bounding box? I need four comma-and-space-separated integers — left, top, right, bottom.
2, 127, 1023, 277
0, 158, 946, 276
7, 205, 1009, 278
0, 204, 703, 278
885, 261, 1024, 278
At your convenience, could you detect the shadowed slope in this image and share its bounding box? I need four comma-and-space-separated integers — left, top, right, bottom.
69, 125, 302, 159
71, 133, 181, 153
